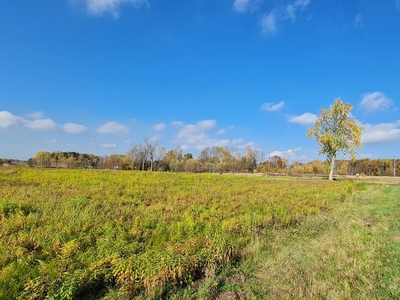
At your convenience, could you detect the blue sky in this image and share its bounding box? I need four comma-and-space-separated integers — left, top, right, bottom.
1, 0, 400, 161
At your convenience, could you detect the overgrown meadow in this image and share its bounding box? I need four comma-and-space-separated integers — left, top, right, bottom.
0, 168, 375, 298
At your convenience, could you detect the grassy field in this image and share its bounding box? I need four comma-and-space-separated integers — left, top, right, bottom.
0, 168, 399, 299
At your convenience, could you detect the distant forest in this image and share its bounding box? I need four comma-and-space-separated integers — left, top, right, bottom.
2, 144, 397, 177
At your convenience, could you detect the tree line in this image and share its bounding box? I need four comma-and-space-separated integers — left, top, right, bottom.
25, 143, 399, 177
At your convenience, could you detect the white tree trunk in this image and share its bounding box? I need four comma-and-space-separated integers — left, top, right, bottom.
329, 157, 335, 180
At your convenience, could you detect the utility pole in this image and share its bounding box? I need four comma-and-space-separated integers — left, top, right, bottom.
394, 155, 396, 184
268, 151, 270, 176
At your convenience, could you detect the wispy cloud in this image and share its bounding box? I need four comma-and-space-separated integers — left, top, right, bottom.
172, 121, 184, 127
354, 14, 363, 28
362, 121, 400, 144
25, 111, 44, 119
260, 11, 278, 35
396, 0, 400, 10
63, 123, 88, 134
258, 0, 311, 34
44, 139, 57, 144
287, 112, 317, 125
153, 123, 166, 131
76, 0, 149, 18
97, 121, 129, 134
360, 92, 393, 113
216, 126, 234, 135
261, 101, 285, 112
101, 143, 117, 149
232, 138, 244, 144
233, 0, 251, 13
216, 129, 226, 135
286, 0, 310, 21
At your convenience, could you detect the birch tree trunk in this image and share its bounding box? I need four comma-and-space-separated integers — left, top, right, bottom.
329, 157, 335, 180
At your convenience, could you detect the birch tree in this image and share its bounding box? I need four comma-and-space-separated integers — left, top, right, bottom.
307, 98, 363, 180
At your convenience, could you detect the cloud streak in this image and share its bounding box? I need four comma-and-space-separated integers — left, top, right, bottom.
101, 143, 117, 149
354, 14, 363, 28
236, 0, 311, 34
261, 101, 285, 112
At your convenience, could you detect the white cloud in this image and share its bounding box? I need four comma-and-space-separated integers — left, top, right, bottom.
101, 143, 117, 149
24, 119, 57, 130
261, 101, 285, 112
150, 134, 161, 142
270, 147, 303, 161
396, 0, 400, 10
0, 111, 23, 128
232, 138, 244, 144
260, 11, 277, 35
180, 144, 190, 151
238, 141, 255, 149
153, 123, 166, 131
0, 110, 55, 131
97, 121, 129, 134
216, 126, 235, 135
215, 139, 230, 147
63, 123, 88, 134
270, 150, 295, 158
362, 121, 400, 144
172, 121, 184, 127
287, 112, 317, 125
177, 120, 216, 139
80, 0, 149, 18
175, 120, 232, 150
354, 14, 363, 28
360, 92, 393, 113
25, 111, 44, 119
233, 0, 251, 12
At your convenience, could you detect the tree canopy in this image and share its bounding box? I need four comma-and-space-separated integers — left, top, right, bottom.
307, 98, 363, 180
